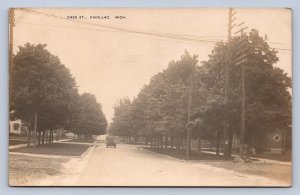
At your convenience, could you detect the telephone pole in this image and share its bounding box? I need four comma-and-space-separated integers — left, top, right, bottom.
234, 22, 249, 159
9, 9, 15, 69
9, 9, 15, 111
186, 61, 195, 160
240, 53, 245, 157
223, 8, 236, 158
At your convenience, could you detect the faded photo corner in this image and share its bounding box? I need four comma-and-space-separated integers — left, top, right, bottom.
8, 8, 292, 187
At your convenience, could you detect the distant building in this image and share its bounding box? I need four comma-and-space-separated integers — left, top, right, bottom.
265, 126, 291, 154
9, 119, 27, 135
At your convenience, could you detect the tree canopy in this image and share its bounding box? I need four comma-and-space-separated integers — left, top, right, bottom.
74, 93, 108, 136
109, 30, 291, 155
10, 43, 108, 145
11, 43, 78, 130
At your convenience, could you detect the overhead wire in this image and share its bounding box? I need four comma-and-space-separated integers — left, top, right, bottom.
16, 8, 222, 46
16, 8, 291, 52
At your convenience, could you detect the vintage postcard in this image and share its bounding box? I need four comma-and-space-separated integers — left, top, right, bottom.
8, 8, 292, 186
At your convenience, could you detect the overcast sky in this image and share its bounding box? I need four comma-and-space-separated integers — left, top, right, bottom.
13, 8, 292, 123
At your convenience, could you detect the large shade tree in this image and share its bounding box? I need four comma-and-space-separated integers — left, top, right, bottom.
199, 30, 291, 156
109, 97, 134, 138
11, 43, 79, 146
74, 93, 108, 140
108, 30, 291, 158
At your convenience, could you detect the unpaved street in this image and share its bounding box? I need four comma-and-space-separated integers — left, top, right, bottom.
74, 143, 289, 186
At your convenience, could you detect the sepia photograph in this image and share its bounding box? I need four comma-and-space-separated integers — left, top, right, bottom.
8, 8, 292, 187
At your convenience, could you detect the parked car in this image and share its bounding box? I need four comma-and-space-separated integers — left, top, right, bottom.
106, 136, 117, 148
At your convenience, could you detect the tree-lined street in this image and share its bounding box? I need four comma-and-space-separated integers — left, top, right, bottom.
11, 136, 289, 186
109, 30, 291, 160
76, 143, 290, 186
8, 8, 292, 187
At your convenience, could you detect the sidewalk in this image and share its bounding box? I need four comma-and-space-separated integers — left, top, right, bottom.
199, 150, 291, 165
9, 140, 96, 186
9, 138, 73, 149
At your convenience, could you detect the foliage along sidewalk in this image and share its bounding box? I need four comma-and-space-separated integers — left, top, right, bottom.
9, 142, 91, 157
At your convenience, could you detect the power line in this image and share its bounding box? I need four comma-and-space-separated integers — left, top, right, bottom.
16, 8, 291, 52
17, 8, 221, 46
15, 21, 218, 47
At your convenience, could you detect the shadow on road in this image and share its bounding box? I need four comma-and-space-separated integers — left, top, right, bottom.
142, 147, 233, 161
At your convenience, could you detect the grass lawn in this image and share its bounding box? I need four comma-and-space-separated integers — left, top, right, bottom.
9, 154, 69, 186
9, 139, 27, 145
62, 139, 95, 143
143, 147, 231, 160
144, 147, 291, 183
9, 143, 90, 156
201, 161, 291, 183
251, 152, 291, 162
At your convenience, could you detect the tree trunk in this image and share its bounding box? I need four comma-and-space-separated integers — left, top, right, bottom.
150, 137, 153, 148
198, 138, 201, 155
216, 129, 220, 156
228, 131, 233, 158
171, 137, 174, 150
164, 136, 168, 149
135, 136, 138, 143
159, 137, 162, 149
246, 133, 251, 158
37, 131, 41, 146
181, 137, 184, 152
27, 130, 31, 147
42, 130, 45, 144
48, 130, 51, 143
33, 111, 38, 148
51, 130, 54, 143
176, 137, 180, 152
46, 130, 49, 143
152, 137, 155, 149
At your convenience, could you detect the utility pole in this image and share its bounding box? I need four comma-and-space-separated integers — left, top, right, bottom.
238, 29, 248, 159
234, 23, 248, 159
33, 111, 38, 148
9, 9, 15, 72
223, 8, 236, 159
186, 61, 195, 160
9, 9, 15, 113
31, 46, 37, 148
240, 54, 245, 157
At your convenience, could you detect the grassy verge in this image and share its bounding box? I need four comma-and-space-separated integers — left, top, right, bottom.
200, 161, 291, 183
251, 152, 291, 162
201, 148, 292, 162
9, 154, 69, 186
143, 147, 231, 160
61, 139, 95, 143
144, 147, 291, 183
9, 139, 27, 145
9, 143, 90, 156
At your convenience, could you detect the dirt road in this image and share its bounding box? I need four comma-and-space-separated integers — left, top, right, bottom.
75, 143, 289, 186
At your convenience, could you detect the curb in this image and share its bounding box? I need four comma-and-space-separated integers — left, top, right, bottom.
9, 142, 95, 159
9, 152, 78, 159
80, 143, 96, 158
